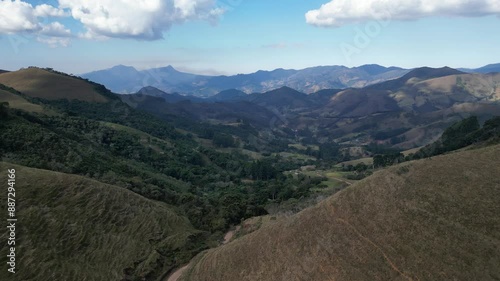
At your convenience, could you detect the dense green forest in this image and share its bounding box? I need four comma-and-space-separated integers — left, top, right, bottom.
0, 89, 329, 235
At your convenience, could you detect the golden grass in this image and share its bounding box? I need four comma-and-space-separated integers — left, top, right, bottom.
338, 157, 374, 166
0, 68, 108, 102
0, 89, 44, 113
181, 145, 500, 281
401, 147, 422, 156
0, 162, 198, 281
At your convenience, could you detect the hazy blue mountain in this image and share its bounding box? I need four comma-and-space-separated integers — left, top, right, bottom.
366, 67, 464, 90
249, 86, 314, 110
135, 86, 204, 103
81, 64, 409, 96
207, 89, 249, 102
81, 65, 144, 93
459, 63, 500, 74
472, 63, 500, 74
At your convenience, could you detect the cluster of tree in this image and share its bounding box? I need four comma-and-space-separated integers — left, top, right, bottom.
0, 100, 327, 234
373, 152, 405, 168
248, 159, 278, 180
371, 127, 410, 140
212, 133, 237, 148
366, 116, 500, 170
414, 116, 500, 158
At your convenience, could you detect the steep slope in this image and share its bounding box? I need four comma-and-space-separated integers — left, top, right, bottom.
0, 163, 201, 281
182, 145, 500, 281
250, 86, 314, 110
0, 68, 109, 102
0, 88, 44, 113
207, 89, 248, 102
316, 68, 500, 146
323, 67, 465, 117
366, 67, 464, 91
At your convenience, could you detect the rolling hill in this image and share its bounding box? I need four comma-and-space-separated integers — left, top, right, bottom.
249, 86, 316, 110
0, 162, 202, 281
0, 67, 110, 102
181, 144, 500, 281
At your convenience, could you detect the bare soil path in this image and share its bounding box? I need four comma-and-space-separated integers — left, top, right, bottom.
164, 226, 241, 281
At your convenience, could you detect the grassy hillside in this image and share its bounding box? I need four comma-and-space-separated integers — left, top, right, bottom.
0, 163, 203, 281
182, 144, 500, 281
0, 89, 44, 113
0, 68, 109, 102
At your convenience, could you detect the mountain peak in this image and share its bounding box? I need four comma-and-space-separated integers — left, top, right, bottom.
109, 65, 137, 71
157, 65, 178, 72
402, 66, 463, 80
274, 86, 301, 92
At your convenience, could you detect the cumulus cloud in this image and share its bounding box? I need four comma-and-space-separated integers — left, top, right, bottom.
1, 0, 223, 42
0, 0, 40, 33
34, 4, 68, 17
58, 0, 224, 40
306, 0, 500, 27
0, 0, 70, 42
40, 22, 72, 37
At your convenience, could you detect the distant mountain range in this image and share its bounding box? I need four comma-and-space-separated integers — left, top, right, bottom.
124, 66, 500, 149
81, 63, 500, 97
81, 64, 409, 96
459, 63, 500, 74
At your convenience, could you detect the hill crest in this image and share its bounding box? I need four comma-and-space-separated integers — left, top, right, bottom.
0, 67, 110, 102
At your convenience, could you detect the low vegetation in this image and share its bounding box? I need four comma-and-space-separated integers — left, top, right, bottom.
182, 144, 500, 281
0, 163, 202, 281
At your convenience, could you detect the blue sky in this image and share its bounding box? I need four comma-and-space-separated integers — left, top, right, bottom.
1, 0, 500, 74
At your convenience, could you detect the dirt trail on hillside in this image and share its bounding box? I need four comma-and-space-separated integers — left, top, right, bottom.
165, 226, 241, 281
223, 226, 241, 244
329, 176, 352, 186
167, 265, 188, 281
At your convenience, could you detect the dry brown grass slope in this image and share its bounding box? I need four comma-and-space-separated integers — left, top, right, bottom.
0, 68, 108, 102
0, 162, 199, 281
182, 145, 500, 281
0, 89, 44, 113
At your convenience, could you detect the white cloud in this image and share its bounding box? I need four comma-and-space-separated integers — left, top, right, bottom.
306, 0, 500, 27
58, 0, 224, 40
34, 4, 67, 17
0, 0, 70, 42
37, 36, 71, 48
40, 22, 71, 37
0, 0, 40, 33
